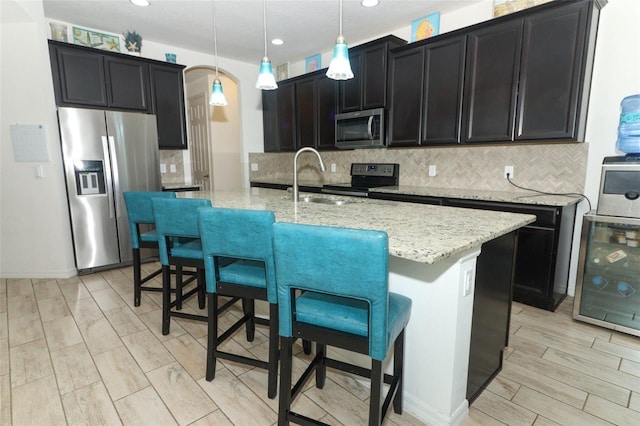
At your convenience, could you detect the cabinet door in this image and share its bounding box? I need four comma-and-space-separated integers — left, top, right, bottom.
463, 19, 523, 143
513, 227, 556, 306
339, 50, 362, 112
149, 64, 187, 149
296, 77, 316, 148
362, 44, 387, 109
422, 36, 466, 145
516, 2, 588, 140
52, 45, 108, 107
105, 56, 150, 111
262, 90, 280, 152
276, 82, 296, 151
387, 47, 425, 146
316, 76, 338, 150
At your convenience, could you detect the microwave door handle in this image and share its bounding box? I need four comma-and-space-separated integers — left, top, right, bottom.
367, 116, 374, 140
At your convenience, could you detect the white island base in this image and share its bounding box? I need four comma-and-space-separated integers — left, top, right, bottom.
328, 247, 482, 426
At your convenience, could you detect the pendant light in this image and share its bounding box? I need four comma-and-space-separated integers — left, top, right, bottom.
209, 0, 228, 106
326, 0, 354, 80
256, 0, 278, 90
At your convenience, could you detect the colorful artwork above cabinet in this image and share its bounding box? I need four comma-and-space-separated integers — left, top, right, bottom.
411, 12, 440, 41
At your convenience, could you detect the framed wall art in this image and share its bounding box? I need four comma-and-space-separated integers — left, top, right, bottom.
72, 26, 121, 51
276, 62, 290, 81
411, 12, 440, 42
305, 54, 322, 73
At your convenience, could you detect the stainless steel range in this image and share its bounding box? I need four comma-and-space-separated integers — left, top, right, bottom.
321, 163, 400, 197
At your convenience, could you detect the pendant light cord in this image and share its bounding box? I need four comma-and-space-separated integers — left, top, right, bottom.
212, 0, 220, 77
339, 0, 343, 36
263, 0, 268, 57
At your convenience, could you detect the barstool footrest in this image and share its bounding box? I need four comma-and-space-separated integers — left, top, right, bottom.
215, 350, 270, 370
169, 311, 207, 322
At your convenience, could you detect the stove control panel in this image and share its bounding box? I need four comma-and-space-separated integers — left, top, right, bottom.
351, 163, 399, 178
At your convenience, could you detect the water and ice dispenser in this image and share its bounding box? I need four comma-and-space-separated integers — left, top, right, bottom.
74, 160, 106, 196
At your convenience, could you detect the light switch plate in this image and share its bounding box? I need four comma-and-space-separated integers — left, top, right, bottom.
251, 163, 259, 171
428, 165, 437, 177
160, 164, 166, 173
170, 164, 176, 173
331, 163, 337, 173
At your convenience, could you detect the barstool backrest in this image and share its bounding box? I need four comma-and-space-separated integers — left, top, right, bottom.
151, 197, 212, 265
199, 207, 277, 303
123, 191, 176, 248
273, 223, 391, 359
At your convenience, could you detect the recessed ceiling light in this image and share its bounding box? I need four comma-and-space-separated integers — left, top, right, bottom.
130, 0, 150, 6
271, 38, 284, 46
361, 0, 379, 7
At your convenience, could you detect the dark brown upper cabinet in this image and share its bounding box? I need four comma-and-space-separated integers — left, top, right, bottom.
339, 35, 406, 113
515, 1, 592, 141
149, 64, 187, 149
463, 19, 523, 143
388, 34, 466, 147
422, 35, 466, 145
263, 70, 337, 152
48, 40, 188, 149
388, 0, 605, 147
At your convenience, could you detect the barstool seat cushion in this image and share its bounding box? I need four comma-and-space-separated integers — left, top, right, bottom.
218, 260, 267, 289
296, 292, 412, 343
170, 239, 203, 260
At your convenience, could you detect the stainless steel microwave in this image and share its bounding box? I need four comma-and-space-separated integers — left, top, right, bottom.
335, 108, 385, 149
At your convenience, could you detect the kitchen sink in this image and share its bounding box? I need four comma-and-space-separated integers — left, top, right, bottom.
299, 196, 351, 206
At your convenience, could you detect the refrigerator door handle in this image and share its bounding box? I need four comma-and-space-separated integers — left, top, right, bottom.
107, 135, 123, 218
101, 136, 116, 219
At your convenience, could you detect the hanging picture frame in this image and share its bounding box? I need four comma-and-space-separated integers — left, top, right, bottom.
410, 12, 440, 42
276, 62, 290, 81
72, 26, 121, 51
305, 54, 322, 73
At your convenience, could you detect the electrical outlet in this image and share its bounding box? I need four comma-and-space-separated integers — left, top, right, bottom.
250, 163, 259, 171
170, 164, 177, 173
160, 164, 166, 173
330, 163, 337, 173
428, 165, 437, 177
463, 269, 474, 297
504, 166, 514, 179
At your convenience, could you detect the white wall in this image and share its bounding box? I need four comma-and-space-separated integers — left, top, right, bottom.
0, 0, 76, 278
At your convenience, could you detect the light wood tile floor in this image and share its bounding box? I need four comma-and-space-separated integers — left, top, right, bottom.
1, 265, 640, 425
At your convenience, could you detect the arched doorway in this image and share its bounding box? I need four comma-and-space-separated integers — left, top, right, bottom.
184, 67, 243, 191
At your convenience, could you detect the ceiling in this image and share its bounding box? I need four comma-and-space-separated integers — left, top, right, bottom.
42, 0, 484, 65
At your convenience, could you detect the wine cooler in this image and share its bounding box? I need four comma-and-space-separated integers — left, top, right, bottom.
573, 212, 640, 336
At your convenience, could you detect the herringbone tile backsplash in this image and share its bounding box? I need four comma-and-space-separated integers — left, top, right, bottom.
249, 143, 588, 193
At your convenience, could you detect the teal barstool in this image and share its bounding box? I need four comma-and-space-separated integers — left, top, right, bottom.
152, 197, 211, 335
123, 191, 176, 307
199, 207, 279, 399
273, 223, 412, 426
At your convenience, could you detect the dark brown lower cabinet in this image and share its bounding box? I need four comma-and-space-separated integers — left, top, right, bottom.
443, 198, 577, 311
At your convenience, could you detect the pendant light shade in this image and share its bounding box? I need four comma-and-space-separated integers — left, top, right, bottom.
209, 0, 228, 106
209, 78, 227, 106
256, 0, 278, 90
256, 56, 278, 90
326, 0, 354, 80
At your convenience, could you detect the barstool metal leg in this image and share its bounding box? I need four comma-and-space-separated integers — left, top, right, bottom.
315, 343, 326, 389
268, 303, 279, 399
206, 293, 218, 381
133, 248, 142, 307
369, 360, 384, 426
278, 336, 293, 426
393, 329, 405, 414
161, 265, 171, 335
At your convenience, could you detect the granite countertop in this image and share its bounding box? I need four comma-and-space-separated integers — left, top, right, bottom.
250, 178, 583, 207
183, 187, 535, 265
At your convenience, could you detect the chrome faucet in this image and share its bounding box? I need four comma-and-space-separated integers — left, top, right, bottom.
293, 147, 326, 201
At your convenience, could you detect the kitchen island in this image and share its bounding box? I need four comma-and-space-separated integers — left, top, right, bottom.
182, 187, 535, 425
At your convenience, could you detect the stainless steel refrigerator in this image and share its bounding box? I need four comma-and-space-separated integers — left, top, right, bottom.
58, 107, 161, 273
